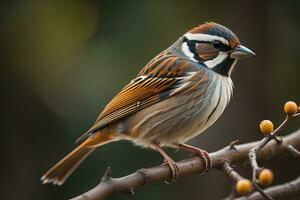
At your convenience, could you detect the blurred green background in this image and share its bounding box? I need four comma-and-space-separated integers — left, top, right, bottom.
1, 0, 300, 199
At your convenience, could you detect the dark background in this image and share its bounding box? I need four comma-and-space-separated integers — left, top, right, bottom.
1, 0, 300, 199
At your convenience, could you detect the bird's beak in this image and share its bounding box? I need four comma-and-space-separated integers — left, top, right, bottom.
230, 45, 255, 59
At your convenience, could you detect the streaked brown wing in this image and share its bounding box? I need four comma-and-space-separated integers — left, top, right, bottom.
76, 54, 192, 143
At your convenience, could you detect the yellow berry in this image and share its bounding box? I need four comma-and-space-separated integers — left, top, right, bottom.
284, 101, 298, 115
236, 179, 252, 195
259, 120, 274, 135
259, 169, 274, 186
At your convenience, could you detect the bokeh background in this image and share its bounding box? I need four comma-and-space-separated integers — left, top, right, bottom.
1, 0, 300, 199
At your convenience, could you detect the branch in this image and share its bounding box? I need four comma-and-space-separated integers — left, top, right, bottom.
287, 144, 300, 158
249, 116, 289, 182
70, 129, 300, 200
248, 111, 299, 199
233, 176, 300, 200
221, 161, 244, 182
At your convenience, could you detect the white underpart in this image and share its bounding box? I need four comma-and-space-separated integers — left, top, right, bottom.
175, 74, 233, 144
197, 75, 233, 134
181, 42, 198, 62
205, 75, 232, 128
184, 32, 229, 45
204, 52, 228, 69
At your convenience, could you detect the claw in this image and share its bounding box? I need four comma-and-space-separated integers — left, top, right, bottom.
177, 143, 212, 172
199, 150, 212, 171
163, 157, 179, 183
151, 142, 179, 184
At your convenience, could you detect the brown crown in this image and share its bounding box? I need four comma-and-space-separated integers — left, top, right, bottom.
188, 22, 240, 48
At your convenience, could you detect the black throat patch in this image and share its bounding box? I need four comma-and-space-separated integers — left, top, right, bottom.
211, 58, 236, 76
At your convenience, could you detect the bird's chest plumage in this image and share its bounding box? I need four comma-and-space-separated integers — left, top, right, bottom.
191, 74, 233, 139
127, 67, 233, 147
160, 71, 233, 145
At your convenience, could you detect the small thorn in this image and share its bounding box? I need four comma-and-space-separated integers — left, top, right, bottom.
101, 166, 113, 182
229, 139, 240, 150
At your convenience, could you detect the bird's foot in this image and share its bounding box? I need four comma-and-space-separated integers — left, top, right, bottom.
177, 143, 212, 172
163, 156, 179, 184
152, 142, 179, 183
194, 149, 212, 172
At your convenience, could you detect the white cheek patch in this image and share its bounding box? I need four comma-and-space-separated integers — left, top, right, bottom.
184, 32, 229, 45
181, 42, 198, 62
204, 52, 228, 69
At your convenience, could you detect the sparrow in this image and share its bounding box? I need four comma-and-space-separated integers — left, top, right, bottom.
41, 22, 255, 185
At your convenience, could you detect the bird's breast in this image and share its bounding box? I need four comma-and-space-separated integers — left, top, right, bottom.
194, 74, 233, 134
164, 72, 233, 144
119, 71, 233, 147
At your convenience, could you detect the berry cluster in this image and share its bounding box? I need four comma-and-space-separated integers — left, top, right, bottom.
234, 101, 299, 196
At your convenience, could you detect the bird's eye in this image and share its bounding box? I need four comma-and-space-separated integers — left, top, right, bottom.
213, 42, 222, 49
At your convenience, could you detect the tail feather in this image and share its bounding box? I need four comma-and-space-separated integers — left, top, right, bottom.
41, 144, 94, 185
41, 131, 117, 185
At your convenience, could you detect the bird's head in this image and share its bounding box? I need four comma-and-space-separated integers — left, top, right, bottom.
180, 22, 255, 76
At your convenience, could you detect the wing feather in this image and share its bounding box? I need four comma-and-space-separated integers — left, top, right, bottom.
76, 54, 194, 143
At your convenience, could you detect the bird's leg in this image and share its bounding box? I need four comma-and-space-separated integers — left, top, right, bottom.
177, 143, 211, 172
151, 142, 179, 183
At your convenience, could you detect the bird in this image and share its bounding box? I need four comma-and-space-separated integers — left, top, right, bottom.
41, 22, 255, 185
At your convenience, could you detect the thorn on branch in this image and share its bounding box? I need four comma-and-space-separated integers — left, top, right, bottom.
229, 139, 240, 150
101, 167, 113, 182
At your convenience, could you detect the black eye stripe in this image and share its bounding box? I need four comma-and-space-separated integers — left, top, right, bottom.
186, 40, 196, 52
185, 39, 202, 61
212, 42, 231, 51
213, 42, 221, 49
183, 37, 231, 51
